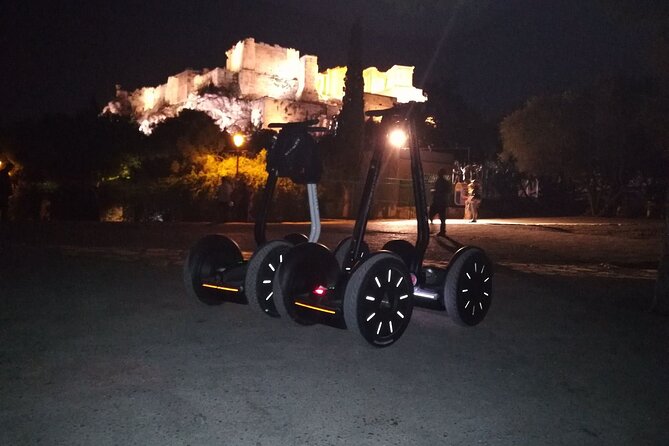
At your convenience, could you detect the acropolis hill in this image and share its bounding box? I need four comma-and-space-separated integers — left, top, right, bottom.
104, 37, 426, 134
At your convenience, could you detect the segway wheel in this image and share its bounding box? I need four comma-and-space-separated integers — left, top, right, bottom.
344, 252, 414, 347
284, 232, 308, 245
273, 242, 340, 325
443, 247, 493, 326
183, 234, 244, 305
334, 236, 369, 271
382, 240, 417, 269
245, 240, 292, 317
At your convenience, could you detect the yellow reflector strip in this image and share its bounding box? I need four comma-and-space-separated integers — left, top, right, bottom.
294, 301, 336, 315
202, 283, 239, 292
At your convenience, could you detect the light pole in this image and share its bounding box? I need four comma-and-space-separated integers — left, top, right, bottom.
232, 133, 245, 176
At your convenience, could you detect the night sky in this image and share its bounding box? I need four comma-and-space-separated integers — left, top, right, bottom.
0, 0, 651, 124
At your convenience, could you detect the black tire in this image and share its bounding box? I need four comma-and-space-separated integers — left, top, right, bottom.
443, 247, 493, 326
334, 236, 369, 271
284, 232, 309, 245
183, 234, 243, 305
382, 239, 417, 269
245, 240, 293, 317
343, 252, 414, 347
273, 242, 340, 325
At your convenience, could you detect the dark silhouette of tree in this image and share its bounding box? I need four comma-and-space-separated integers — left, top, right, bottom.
146, 109, 224, 167
601, 0, 669, 312
3, 111, 144, 219
500, 78, 665, 216
422, 77, 498, 161
328, 20, 366, 216
336, 20, 365, 159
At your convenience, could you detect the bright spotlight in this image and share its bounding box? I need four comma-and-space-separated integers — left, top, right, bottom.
388, 128, 408, 148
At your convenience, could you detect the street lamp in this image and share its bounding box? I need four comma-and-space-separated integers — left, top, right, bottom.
233, 133, 245, 149
232, 132, 245, 176
388, 127, 408, 149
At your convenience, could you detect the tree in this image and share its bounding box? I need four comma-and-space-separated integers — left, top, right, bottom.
3, 111, 145, 220
422, 77, 498, 161
597, 0, 669, 312
500, 78, 666, 216
328, 20, 366, 217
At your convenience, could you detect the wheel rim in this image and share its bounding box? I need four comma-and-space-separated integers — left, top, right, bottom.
454, 254, 492, 325
195, 251, 242, 299
274, 243, 339, 325
334, 237, 369, 271
254, 247, 288, 316
184, 234, 243, 305
282, 263, 330, 325
355, 261, 413, 345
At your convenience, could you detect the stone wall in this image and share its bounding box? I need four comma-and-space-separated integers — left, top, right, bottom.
225, 37, 312, 101
318, 65, 426, 103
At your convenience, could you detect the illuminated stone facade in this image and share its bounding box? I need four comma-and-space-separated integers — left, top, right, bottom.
317, 65, 426, 103
104, 38, 426, 134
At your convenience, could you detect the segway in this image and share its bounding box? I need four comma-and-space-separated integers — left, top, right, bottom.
272, 104, 494, 347
183, 120, 327, 317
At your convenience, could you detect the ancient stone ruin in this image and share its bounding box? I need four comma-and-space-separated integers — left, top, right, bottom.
104, 37, 426, 134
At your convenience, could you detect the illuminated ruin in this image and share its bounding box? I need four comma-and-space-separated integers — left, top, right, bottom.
104, 38, 426, 134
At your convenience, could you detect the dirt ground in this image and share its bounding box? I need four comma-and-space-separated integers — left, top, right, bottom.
1, 218, 667, 445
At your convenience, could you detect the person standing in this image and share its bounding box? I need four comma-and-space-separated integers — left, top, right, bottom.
428, 168, 451, 237
216, 176, 234, 223
0, 162, 14, 222
467, 179, 482, 223
231, 176, 251, 222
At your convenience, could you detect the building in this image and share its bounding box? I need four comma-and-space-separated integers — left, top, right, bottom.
104, 37, 426, 134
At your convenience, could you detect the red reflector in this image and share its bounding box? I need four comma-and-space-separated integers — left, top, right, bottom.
313, 285, 327, 295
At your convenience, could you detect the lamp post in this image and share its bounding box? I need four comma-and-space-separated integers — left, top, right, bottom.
387, 126, 409, 216
232, 133, 245, 176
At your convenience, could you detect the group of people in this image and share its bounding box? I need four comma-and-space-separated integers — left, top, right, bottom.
428, 168, 481, 237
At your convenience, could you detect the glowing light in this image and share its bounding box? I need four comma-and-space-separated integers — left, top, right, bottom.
389, 321, 394, 333
388, 128, 408, 148
375, 277, 381, 288
376, 322, 383, 335
466, 272, 471, 279
268, 263, 275, 272
262, 279, 272, 284
365, 296, 376, 301
366, 313, 376, 321
399, 294, 408, 300
396, 277, 404, 287
233, 133, 245, 148
462, 289, 469, 293
294, 301, 336, 314
387, 269, 392, 283
396, 311, 404, 319
202, 284, 238, 292
313, 285, 327, 296
266, 291, 273, 301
